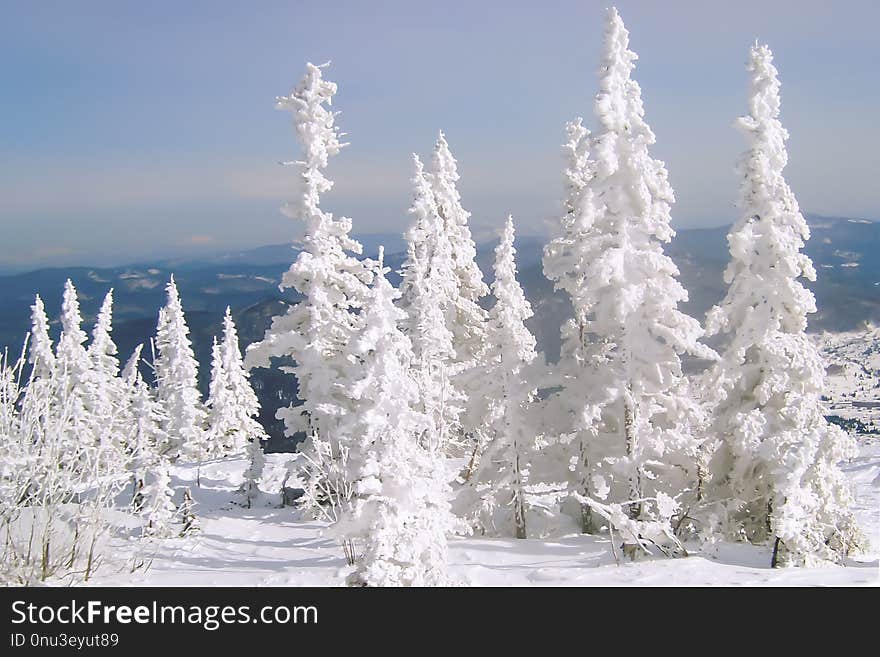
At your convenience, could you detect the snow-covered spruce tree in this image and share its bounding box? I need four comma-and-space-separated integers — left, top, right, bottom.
87, 289, 130, 473
540, 117, 613, 533
457, 217, 537, 538
205, 336, 226, 453
9, 286, 129, 581
702, 44, 863, 567
206, 307, 266, 458
88, 290, 119, 408
240, 434, 265, 509
139, 461, 177, 539
178, 487, 199, 537
0, 343, 24, 454
335, 251, 454, 586
0, 341, 27, 557
12, 296, 58, 505
19, 294, 57, 443
55, 280, 100, 464
154, 275, 208, 462
121, 344, 170, 510
428, 132, 490, 452
2, 293, 99, 583
429, 132, 489, 364
245, 62, 372, 519
206, 308, 267, 505
399, 154, 461, 454
543, 8, 716, 544
29, 294, 56, 383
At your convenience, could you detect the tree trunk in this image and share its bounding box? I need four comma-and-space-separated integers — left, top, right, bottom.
513, 449, 527, 539
770, 537, 781, 568
624, 395, 642, 520
578, 437, 594, 533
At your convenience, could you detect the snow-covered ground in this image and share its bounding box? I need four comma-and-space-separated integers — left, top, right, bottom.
77, 331, 880, 587
816, 324, 880, 435
9, 306, 875, 588
82, 441, 878, 587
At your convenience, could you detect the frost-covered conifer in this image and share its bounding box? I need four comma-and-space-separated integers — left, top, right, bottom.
206, 308, 266, 457
542, 8, 715, 537
429, 132, 489, 363
28, 295, 56, 381
121, 343, 143, 388
0, 346, 21, 450
543, 117, 602, 364
178, 487, 199, 536
19, 296, 57, 441
399, 134, 489, 456
703, 44, 863, 566
205, 337, 226, 450
4, 288, 127, 581
87, 290, 129, 464
399, 154, 461, 453
139, 461, 177, 538
55, 280, 100, 461
337, 252, 453, 586
88, 290, 119, 386
122, 344, 169, 509
239, 435, 265, 509
539, 118, 611, 532
458, 217, 537, 538
428, 134, 489, 450
154, 276, 207, 461
245, 62, 371, 517
0, 342, 27, 512
14, 296, 59, 500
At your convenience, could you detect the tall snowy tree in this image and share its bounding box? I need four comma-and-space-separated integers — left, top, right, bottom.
245, 62, 372, 517
154, 275, 208, 461
399, 154, 461, 454
542, 8, 715, 538
539, 117, 611, 533
543, 117, 601, 365
121, 344, 169, 509
19, 295, 57, 447
335, 252, 454, 586
428, 133, 490, 451
0, 345, 22, 453
0, 340, 27, 518
55, 280, 100, 463
87, 289, 127, 456
206, 337, 226, 451
28, 295, 56, 382
15, 296, 58, 501
206, 307, 266, 457
88, 290, 119, 383
429, 132, 489, 363
458, 216, 537, 538
702, 44, 863, 566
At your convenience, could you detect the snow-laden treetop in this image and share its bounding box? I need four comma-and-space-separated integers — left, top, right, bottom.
276, 61, 361, 257
592, 6, 675, 245
707, 43, 816, 340
596, 8, 645, 134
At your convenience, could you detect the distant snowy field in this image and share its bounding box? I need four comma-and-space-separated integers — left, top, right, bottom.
78, 330, 879, 587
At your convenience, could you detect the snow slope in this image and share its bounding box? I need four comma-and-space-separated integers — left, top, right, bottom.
82, 439, 878, 587
818, 325, 880, 435
75, 329, 880, 587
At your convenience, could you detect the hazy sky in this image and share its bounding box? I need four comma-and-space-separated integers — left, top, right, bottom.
1, 0, 878, 269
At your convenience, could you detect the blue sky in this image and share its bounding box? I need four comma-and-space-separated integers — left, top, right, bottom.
1, 0, 878, 269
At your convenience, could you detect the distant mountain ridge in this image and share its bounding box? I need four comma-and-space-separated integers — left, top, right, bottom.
0, 214, 876, 449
